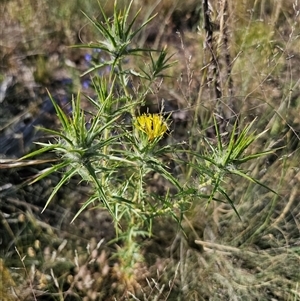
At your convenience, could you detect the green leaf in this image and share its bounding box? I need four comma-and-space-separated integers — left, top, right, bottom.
71, 194, 99, 223
82, 10, 116, 47
41, 165, 78, 213
83, 162, 113, 217
35, 127, 73, 146
29, 161, 70, 185
147, 159, 182, 191
19, 144, 60, 160
230, 169, 278, 195
47, 89, 70, 132
217, 186, 241, 220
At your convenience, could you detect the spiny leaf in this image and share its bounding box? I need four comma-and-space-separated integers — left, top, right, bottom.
42, 166, 78, 213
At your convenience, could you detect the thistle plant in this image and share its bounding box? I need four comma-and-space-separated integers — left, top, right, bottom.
183, 117, 280, 219
19, 0, 279, 286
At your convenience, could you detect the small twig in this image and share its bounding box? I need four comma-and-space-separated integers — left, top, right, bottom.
15, 247, 37, 301
202, 0, 222, 100
6, 197, 40, 213
195, 239, 241, 253
271, 186, 298, 227
0, 158, 58, 169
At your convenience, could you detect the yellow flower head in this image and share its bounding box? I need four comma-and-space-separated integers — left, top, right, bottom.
134, 113, 168, 141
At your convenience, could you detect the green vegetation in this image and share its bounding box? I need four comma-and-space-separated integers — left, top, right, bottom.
1, 0, 299, 300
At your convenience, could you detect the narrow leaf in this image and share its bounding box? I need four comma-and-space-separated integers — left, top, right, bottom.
42, 166, 78, 213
